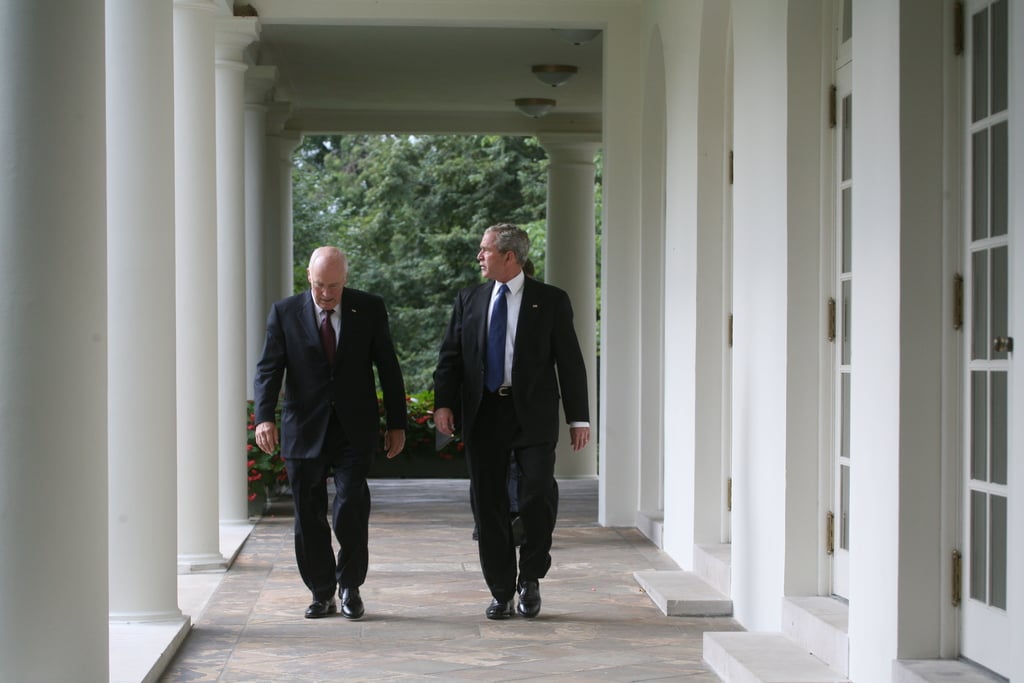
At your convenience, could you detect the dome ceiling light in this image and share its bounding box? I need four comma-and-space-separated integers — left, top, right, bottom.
514, 97, 556, 118
532, 64, 578, 87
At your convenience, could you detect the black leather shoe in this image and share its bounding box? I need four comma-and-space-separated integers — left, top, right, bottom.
305, 598, 337, 619
485, 597, 514, 620
516, 580, 541, 618
340, 587, 365, 620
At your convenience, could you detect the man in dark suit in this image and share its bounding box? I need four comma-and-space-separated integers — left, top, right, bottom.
253, 246, 407, 620
433, 223, 590, 620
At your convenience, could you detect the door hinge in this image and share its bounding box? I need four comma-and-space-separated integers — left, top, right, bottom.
729, 150, 734, 185
829, 84, 837, 128
826, 511, 835, 555
827, 297, 837, 342
954, 2, 965, 56
953, 273, 964, 330
728, 314, 734, 348
952, 549, 962, 606
726, 478, 732, 512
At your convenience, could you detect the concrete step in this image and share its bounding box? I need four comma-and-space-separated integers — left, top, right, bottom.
893, 659, 1008, 682
782, 596, 849, 676
633, 569, 732, 616
636, 509, 664, 548
703, 631, 849, 683
695, 543, 731, 596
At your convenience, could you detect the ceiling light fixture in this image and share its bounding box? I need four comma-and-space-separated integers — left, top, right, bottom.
552, 29, 602, 46
532, 64, 578, 87
514, 97, 556, 118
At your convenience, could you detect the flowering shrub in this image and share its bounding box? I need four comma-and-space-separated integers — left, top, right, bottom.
391, 390, 465, 463
246, 400, 287, 502
247, 391, 466, 500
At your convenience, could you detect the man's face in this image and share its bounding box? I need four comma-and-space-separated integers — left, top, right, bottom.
477, 231, 515, 282
307, 257, 347, 310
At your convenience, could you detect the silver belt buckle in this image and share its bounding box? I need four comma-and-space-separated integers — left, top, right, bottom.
497, 386, 512, 397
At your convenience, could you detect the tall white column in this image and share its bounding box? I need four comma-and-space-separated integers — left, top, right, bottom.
539, 137, 601, 478
174, 0, 226, 570
106, 0, 183, 624
267, 127, 302, 301
216, 17, 259, 524
0, 3, 109, 680
245, 66, 276, 399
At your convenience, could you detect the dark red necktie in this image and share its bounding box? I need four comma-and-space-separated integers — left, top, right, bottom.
320, 309, 336, 365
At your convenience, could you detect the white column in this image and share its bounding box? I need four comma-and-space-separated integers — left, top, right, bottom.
0, 3, 109, 680
267, 127, 302, 302
597, 13, 645, 525
216, 17, 259, 524
539, 136, 601, 479
245, 66, 276, 399
106, 0, 183, 623
174, 0, 225, 570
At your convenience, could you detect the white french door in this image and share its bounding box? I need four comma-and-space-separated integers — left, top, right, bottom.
829, 0, 853, 599
961, 0, 1011, 675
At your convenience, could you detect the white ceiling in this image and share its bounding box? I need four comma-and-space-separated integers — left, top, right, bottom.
251, 17, 604, 136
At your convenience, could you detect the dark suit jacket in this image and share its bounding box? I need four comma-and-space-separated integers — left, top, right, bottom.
253, 288, 406, 462
433, 276, 589, 449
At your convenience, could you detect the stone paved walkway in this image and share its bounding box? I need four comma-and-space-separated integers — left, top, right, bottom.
160, 478, 738, 682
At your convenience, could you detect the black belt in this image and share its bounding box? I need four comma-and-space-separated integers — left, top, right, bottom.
486, 386, 513, 398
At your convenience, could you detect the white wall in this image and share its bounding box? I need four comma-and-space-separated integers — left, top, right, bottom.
598, 6, 646, 526
729, 0, 791, 630
848, 0, 903, 679
648, 0, 704, 565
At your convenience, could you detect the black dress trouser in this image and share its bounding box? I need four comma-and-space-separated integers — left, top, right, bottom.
285, 416, 371, 602
468, 393, 558, 602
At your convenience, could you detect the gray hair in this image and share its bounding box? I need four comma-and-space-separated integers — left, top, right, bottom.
485, 223, 530, 265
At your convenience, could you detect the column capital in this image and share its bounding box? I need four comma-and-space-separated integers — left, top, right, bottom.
215, 17, 259, 66
266, 101, 293, 134
245, 65, 278, 104
536, 134, 602, 164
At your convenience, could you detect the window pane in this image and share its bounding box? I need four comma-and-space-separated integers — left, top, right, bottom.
990, 371, 1007, 485
992, 246, 1008, 359
842, 96, 852, 181
972, 371, 988, 481
991, 0, 1007, 113
841, 280, 852, 365
990, 495, 1007, 609
972, 7, 988, 123
842, 188, 852, 273
842, 0, 852, 43
841, 373, 851, 461
840, 464, 850, 550
972, 250, 988, 360
972, 129, 989, 241
991, 122, 1007, 236
971, 490, 987, 602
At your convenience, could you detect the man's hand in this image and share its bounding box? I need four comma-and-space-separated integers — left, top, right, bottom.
384, 429, 406, 459
255, 421, 279, 454
434, 407, 455, 436
569, 426, 590, 452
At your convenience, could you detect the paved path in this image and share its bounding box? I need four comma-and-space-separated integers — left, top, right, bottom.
160, 478, 737, 682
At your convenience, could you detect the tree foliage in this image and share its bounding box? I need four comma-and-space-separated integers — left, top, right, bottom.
291, 134, 552, 391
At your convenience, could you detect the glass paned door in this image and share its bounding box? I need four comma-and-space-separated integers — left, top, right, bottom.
961, 0, 1011, 675
831, 52, 853, 600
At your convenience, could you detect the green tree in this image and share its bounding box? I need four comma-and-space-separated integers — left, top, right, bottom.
291, 134, 551, 391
